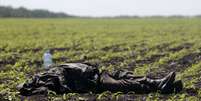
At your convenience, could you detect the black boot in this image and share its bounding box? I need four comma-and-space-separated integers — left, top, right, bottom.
158, 72, 176, 94
135, 72, 175, 93
173, 80, 183, 93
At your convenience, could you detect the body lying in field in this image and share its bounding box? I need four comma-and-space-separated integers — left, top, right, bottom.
17, 63, 183, 96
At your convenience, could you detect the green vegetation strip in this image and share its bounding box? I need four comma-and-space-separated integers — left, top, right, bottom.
0, 18, 201, 100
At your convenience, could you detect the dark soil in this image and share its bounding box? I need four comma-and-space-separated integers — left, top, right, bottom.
168, 43, 193, 52
136, 54, 167, 65
53, 57, 70, 62
150, 42, 174, 52
185, 88, 199, 96
101, 56, 126, 67
150, 52, 201, 77
51, 47, 70, 52
101, 43, 128, 52
0, 54, 19, 71
0, 42, 199, 101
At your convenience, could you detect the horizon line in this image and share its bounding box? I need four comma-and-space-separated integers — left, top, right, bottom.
1, 5, 201, 18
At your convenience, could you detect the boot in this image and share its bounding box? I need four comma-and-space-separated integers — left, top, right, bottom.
134, 72, 175, 93
173, 80, 183, 93
158, 72, 176, 88
158, 72, 176, 94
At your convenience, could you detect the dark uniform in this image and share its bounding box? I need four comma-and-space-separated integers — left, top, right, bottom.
17, 63, 183, 96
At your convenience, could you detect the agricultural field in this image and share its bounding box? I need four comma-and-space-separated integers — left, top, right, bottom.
0, 18, 201, 100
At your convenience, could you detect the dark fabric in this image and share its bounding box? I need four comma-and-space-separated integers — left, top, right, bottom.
18, 63, 99, 96
17, 63, 183, 96
99, 71, 151, 93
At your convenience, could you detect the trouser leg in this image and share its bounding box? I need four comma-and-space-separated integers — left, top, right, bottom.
100, 70, 180, 94
134, 72, 178, 94
99, 71, 151, 93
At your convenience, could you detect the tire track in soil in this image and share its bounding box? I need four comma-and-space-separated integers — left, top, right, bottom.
0, 46, 79, 54
127, 53, 167, 71
126, 42, 194, 70
0, 47, 79, 69
123, 42, 200, 100
149, 52, 201, 78
17, 47, 71, 53
0, 42, 193, 71
168, 43, 193, 53
124, 43, 173, 70
186, 72, 201, 94
0, 54, 20, 71
70, 42, 193, 71
101, 43, 129, 53
10, 44, 128, 66
0, 43, 197, 100
75, 42, 172, 70
0, 42, 193, 72
98, 42, 173, 68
